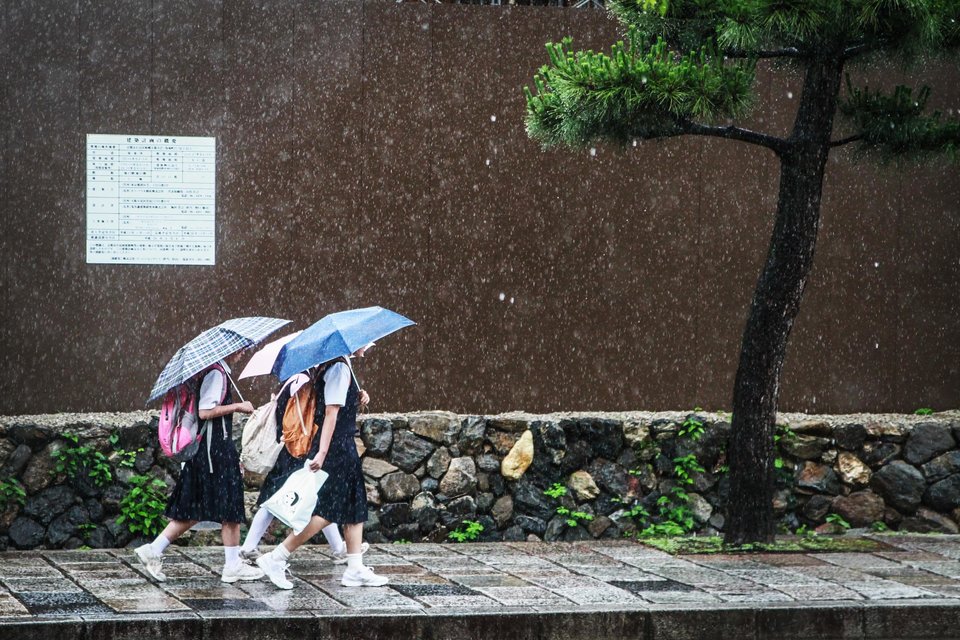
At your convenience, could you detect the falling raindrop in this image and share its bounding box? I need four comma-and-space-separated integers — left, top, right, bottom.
589, 148, 597, 156
874, 261, 879, 268
510, 297, 515, 304
485, 159, 491, 166
498, 292, 505, 301
490, 115, 497, 122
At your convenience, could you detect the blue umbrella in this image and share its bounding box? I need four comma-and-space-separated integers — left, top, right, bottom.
272, 306, 415, 380
148, 316, 291, 403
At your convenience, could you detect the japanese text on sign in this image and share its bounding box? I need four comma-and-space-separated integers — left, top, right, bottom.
86, 134, 216, 265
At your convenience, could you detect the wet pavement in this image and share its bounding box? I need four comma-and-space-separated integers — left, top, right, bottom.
3, 536, 960, 638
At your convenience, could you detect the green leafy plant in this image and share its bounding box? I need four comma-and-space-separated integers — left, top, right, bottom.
914, 408, 935, 416
871, 521, 889, 532
448, 520, 484, 543
52, 432, 112, 487
672, 454, 705, 486
0, 477, 26, 511
556, 505, 595, 527
678, 413, 705, 440
110, 432, 142, 469
393, 539, 412, 544
826, 513, 851, 531
117, 475, 169, 537
77, 522, 96, 541
543, 482, 567, 499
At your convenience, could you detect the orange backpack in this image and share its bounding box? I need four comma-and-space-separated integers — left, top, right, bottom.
281, 381, 318, 458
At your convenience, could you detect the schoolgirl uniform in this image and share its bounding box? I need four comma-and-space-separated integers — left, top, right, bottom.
257, 358, 366, 524
136, 361, 262, 584
165, 362, 246, 524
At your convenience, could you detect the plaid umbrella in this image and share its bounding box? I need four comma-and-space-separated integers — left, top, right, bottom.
147, 316, 291, 403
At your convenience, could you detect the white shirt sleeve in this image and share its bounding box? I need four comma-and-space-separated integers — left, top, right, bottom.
323, 362, 351, 406
198, 369, 226, 410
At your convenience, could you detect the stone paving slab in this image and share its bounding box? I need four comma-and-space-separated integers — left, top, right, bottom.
3, 537, 960, 638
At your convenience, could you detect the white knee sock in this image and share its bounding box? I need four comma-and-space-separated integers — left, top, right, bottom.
241, 508, 274, 552
150, 534, 171, 556
224, 546, 240, 567
322, 523, 345, 554
346, 553, 363, 570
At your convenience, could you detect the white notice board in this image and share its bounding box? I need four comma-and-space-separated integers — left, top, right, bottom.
86, 134, 216, 265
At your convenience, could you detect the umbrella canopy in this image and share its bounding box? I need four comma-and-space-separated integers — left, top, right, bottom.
238, 331, 303, 380
148, 316, 291, 403
272, 306, 415, 381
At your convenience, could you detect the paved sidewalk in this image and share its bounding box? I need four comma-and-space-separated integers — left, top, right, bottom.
3, 535, 960, 639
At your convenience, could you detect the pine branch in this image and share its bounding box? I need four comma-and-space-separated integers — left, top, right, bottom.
830, 134, 865, 148
683, 122, 789, 155
842, 42, 877, 60
725, 47, 807, 60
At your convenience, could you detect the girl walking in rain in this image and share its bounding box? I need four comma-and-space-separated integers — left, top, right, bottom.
238, 373, 368, 564
136, 349, 265, 584
256, 344, 386, 589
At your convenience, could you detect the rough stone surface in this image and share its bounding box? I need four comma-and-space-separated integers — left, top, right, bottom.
834, 423, 868, 450
565, 470, 598, 501
501, 430, 534, 480
491, 495, 514, 527
8, 517, 44, 549
439, 457, 477, 498
924, 474, 960, 511
426, 447, 452, 480
390, 431, 435, 472
362, 457, 399, 480
797, 462, 841, 495
410, 492, 440, 532
456, 416, 487, 455
871, 461, 927, 513
862, 442, 901, 469
830, 491, 886, 527
23, 485, 76, 526
836, 452, 872, 486
446, 495, 476, 516
359, 418, 394, 457
901, 507, 960, 534
380, 472, 421, 503
922, 451, 960, 483
409, 412, 461, 445
782, 435, 831, 460
4, 410, 960, 549
512, 480, 554, 521
904, 423, 956, 465
20, 442, 63, 494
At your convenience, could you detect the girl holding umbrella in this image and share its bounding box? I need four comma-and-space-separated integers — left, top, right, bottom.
137, 317, 290, 584
256, 343, 386, 589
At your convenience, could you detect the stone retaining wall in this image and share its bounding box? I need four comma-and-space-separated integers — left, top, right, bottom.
1, 410, 958, 549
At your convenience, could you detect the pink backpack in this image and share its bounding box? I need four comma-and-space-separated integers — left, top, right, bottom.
158, 364, 227, 462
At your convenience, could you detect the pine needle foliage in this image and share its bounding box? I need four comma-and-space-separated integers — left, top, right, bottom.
525, 0, 960, 153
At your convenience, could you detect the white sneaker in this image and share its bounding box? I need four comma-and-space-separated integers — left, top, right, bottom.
331, 542, 369, 565
341, 565, 389, 587
134, 544, 166, 582
240, 548, 261, 562
256, 552, 294, 590
221, 561, 265, 583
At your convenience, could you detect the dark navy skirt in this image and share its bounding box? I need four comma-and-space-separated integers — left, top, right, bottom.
165, 417, 247, 524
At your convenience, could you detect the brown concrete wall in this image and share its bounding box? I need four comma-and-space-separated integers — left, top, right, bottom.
1, 1, 958, 415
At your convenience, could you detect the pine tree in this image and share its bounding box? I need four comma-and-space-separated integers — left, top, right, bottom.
524, 0, 960, 544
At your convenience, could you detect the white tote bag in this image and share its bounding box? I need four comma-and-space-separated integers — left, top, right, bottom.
261, 462, 329, 535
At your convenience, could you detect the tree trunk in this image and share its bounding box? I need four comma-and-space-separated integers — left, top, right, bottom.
724, 56, 845, 545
